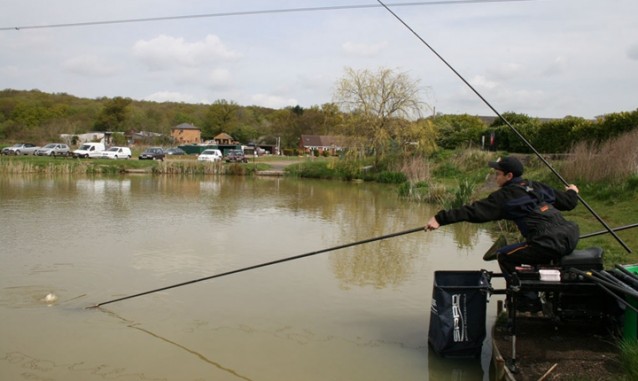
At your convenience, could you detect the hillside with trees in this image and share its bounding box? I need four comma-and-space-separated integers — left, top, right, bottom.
1, 67, 637, 158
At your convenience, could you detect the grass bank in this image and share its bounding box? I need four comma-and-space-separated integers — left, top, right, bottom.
0, 155, 272, 175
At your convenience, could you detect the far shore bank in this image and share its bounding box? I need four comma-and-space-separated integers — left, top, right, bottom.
0, 155, 305, 175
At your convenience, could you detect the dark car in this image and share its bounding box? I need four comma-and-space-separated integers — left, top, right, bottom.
225, 149, 248, 163
138, 147, 165, 161
165, 147, 186, 156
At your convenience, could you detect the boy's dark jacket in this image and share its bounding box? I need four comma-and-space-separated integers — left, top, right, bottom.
434, 177, 580, 255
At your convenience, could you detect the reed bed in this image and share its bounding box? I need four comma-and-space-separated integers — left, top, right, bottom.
561, 129, 638, 183
0, 156, 268, 176
0, 158, 93, 174
155, 160, 224, 175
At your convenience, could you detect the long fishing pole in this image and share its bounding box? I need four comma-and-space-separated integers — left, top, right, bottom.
376, 0, 632, 254
579, 222, 638, 239
569, 268, 638, 299
89, 226, 425, 308
483, 223, 638, 261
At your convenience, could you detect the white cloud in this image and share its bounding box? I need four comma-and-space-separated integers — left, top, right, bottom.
132, 34, 241, 70
204, 68, 232, 87
542, 56, 568, 76
0, 65, 20, 77
62, 55, 120, 76
341, 41, 388, 57
143, 91, 209, 104
470, 75, 498, 90
250, 93, 298, 109
1, 0, 637, 118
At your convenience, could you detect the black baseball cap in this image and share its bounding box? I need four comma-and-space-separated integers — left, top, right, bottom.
488, 156, 523, 177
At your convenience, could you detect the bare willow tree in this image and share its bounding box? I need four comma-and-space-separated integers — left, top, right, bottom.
333, 67, 434, 165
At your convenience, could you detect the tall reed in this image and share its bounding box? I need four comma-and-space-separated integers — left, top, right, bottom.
562, 129, 638, 183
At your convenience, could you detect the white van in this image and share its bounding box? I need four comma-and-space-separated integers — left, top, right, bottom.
101, 146, 132, 160
73, 142, 105, 158
197, 149, 223, 162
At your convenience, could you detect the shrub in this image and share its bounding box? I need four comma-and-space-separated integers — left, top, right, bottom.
433, 161, 461, 178
443, 179, 476, 209
375, 171, 407, 184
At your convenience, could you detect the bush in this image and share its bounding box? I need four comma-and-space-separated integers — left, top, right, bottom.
398, 181, 448, 203
375, 171, 407, 184
432, 161, 461, 178
443, 179, 476, 209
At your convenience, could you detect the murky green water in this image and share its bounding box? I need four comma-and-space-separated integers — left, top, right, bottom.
0, 174, 501, 380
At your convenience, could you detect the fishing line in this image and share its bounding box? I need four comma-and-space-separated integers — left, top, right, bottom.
1, 1, 534, 31
95, 307, 254, 380
89, 226, 425, 308
376, 0, 632, 253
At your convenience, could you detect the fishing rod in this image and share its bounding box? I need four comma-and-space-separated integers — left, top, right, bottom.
89, 226, 425, 308
482, 223, 638, 261
579, 222, 638, 239
569, 268, 638, 299
376, 0, 632, 254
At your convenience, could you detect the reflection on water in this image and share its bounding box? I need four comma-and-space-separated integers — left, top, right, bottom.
0, 174, 500, 381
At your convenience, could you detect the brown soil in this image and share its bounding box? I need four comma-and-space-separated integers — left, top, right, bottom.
493, 315, 624, 380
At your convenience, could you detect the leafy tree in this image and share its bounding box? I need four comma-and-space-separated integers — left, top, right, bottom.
232, 125, 259, 144
267, 108, 298, 150
490, 112, 533, 127
534, 116, 588, 153
334, 67, 429, 164
489, 112, 539, 153
203, 99, 240, 139
432, 114, 486, 149
596, 109, 638, 141
399, 118, 438, 155
171, 111, 197, 127
94, 97, 132, 132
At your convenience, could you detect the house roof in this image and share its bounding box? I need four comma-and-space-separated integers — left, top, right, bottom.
214, 132, 233, 140
172, 123, 200, 130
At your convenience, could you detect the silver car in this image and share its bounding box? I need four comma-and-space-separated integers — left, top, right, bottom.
1, 143, 40, 155
34, 143, 70, 156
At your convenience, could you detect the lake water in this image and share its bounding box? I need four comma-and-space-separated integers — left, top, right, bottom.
0, 174, 503, 381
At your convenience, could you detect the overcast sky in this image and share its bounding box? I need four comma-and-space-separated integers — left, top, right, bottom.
1, 0, 636, 119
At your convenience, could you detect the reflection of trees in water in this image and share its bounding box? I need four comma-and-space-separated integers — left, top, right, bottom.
328, 187, 436, 290
122, 175, 485, 290
449, 222, 480, 249
331, 242, 416, 290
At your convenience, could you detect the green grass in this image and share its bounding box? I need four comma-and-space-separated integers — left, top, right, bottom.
0, 154, 288, 176
620, 339, 638, 380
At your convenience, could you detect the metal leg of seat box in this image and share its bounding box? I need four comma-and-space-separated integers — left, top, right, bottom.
506, 286, 520, 373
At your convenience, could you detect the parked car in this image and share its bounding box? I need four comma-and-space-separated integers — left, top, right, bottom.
225, 149, 248, 163
139, 147, 165, 161
73, 142, 106, 158
165, 147, 186, 156
34, 143, 70, 157
197, 149, 223, 162
2, 143, 40, 155
101, 146, 132, 160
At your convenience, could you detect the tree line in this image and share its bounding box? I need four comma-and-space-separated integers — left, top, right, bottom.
1, 67, 637, 158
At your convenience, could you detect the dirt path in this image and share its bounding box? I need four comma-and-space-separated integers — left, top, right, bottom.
493, 315, 624, 380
